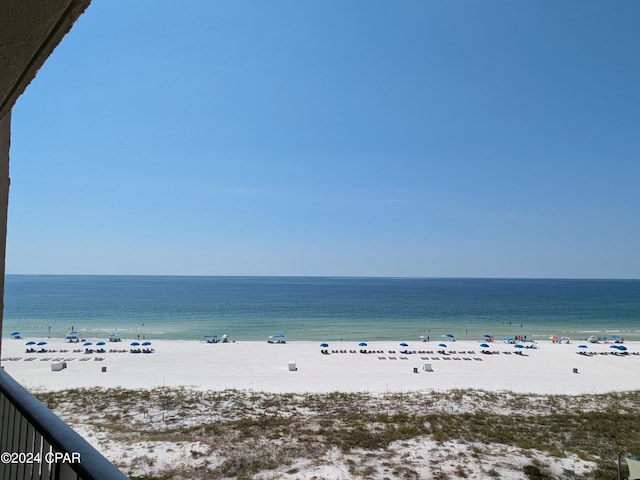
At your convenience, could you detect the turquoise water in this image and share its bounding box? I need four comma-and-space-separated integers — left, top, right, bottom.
2, 275, 640, 342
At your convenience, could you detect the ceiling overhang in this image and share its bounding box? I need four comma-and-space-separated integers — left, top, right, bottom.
0, 0, 91, 120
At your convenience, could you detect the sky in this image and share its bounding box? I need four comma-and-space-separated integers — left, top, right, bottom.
6, 1, 640, 278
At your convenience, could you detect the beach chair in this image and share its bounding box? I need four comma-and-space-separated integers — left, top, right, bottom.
624, 455, 640, 480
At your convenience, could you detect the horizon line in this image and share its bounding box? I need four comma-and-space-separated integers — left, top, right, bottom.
4, 273, 639, 281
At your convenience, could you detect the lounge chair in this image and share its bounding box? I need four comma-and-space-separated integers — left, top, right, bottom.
624, 455, 640, 480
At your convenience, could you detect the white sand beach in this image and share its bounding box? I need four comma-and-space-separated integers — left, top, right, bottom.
3, 337, 639, 479
2, 337, 639, 394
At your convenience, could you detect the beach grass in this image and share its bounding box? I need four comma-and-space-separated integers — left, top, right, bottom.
34, 387, 640, 479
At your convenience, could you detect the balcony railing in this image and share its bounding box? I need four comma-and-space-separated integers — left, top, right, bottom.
0, 367, 128, 480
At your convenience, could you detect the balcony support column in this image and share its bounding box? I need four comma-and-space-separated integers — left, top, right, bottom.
0, 112, 10, 357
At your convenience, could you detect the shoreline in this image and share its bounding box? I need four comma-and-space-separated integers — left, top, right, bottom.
2, 338, 639, 395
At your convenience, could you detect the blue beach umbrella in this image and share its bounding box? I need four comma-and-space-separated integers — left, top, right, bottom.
514, 344, 524, 349
10, 331, 20, 337
25, 341, 36, 346
273, 333, 285, 338
96, 341, 106, 346
37, 341, 47, 346
400, 342, 409, 347
483, 334, 492, 338
479, 343, 490, 348
442, 334, 455, 338
320, 343, 329, 348
359, 342, 368, 347
83, 342, 93, 347
130, 342, 140, 347
502, 337, 514, 341
578, 345, 588, 349
142, 341, 152, 346
611, 345, 627, 351
438, 343, 447, 348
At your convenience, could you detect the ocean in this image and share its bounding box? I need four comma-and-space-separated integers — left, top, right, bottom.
2, 275, 640, 342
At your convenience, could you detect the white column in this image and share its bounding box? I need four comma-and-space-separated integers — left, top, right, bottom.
0, 111, 10, 357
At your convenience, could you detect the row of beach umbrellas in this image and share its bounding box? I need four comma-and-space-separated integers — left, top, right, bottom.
318, 341, 522, 350
578, 344, 628, 351
319, 334, 460, 349
318, 341, 631, 351
25, 340, 152, 347
319, 341, 452, 349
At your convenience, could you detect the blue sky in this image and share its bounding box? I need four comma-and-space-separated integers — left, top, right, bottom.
7, 1, 640, 277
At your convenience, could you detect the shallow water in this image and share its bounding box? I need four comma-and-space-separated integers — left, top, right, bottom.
3, 275, 640, 342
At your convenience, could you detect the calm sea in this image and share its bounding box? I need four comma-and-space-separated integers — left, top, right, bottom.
2, 275, 640, 342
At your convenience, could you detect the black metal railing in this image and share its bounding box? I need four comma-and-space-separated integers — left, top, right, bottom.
0, 367, 128, 480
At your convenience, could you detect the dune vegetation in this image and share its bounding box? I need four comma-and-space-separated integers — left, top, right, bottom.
34, 387, 640, 480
